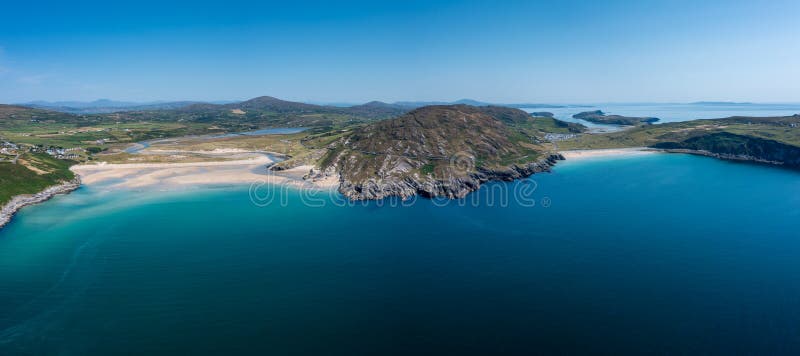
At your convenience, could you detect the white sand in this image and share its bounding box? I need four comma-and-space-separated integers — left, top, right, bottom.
282, 165, 340, 188
559, 147, 656, 160
71, 157, 338, 191
143, 148, 255, 154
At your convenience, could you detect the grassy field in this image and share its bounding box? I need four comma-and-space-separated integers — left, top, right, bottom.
1, 121, 226, 149
0, 101, 373, 152
0, 153, 75, 205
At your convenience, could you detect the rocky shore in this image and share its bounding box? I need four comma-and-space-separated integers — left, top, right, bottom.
652, 132, 800, 168
658, 149, 795, 167
0, 177, 82, 229
335, 154, 564, 200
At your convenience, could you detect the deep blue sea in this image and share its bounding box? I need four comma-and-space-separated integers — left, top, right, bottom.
2, 152, 800, 355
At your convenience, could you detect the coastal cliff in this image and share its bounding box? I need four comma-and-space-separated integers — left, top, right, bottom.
652, 132, 800, 168
316, 105, 561, 200
0, 177, 81, 229
333, 154, 563, 200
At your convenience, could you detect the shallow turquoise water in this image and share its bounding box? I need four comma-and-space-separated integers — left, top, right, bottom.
1, 153, 800, 354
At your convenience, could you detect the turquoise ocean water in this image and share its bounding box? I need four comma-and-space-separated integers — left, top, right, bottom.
1, 153, 800, 354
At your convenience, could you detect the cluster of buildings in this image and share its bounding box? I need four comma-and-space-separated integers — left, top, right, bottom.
5, 142, 86, 160
0, 141, 19, 155
44, 147, 84, 160
544, 133, 580, 142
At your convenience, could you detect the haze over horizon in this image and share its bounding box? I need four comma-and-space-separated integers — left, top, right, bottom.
1, 0, 798, 104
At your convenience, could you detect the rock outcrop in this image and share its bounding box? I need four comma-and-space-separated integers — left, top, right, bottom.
332, 154, 563, 200
0, 177, 82, 229
652, 132, 800, 168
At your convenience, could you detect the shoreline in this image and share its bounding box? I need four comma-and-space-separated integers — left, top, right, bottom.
658, 148, 795, 168
2, 157, 338, 229
559, 147, 656, 160
336, 154, 563, 200
70, 157, 339, 191
0, 177, 82, 229
2, 145, 794, 228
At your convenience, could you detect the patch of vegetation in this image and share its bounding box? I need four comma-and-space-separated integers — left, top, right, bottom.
85, 146, 106, 154
0, 153, 75, 205
524, 117, 586, 134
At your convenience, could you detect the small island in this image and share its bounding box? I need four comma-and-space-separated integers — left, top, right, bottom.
573, 110, 660, 125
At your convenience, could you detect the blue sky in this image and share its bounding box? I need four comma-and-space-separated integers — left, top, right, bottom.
1, 0, 798, 104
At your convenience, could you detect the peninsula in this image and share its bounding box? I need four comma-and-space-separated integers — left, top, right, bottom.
560, 114, 800, 168
314, 105, 563, 200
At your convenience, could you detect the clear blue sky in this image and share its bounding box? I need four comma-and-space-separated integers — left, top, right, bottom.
1, 0, 798, 104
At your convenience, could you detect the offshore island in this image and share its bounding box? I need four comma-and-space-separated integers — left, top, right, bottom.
1, 96, 799, 227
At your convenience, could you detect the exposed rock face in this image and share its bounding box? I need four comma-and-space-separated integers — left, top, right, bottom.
652, 132, 800, 168
0, 177, 82, 229
318, 105, 561, 200
334, 154, 564, 200
573, 110, 659, 125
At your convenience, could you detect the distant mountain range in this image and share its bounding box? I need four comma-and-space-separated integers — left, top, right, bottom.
16, 97, 574, 114
17, 98, 800, 116
174, 96, 410, 121
18, 99, 237, 114
392, 99, 570, 109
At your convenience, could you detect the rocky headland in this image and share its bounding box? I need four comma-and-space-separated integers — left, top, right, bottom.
652, 132, 800, 168
315, 105, 562, 200
0, 177, 82, 229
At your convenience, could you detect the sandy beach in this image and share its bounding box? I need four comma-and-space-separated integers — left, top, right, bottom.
71, 155, 338, 190
559, 147, 656, 160
72, 147, 656, 190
